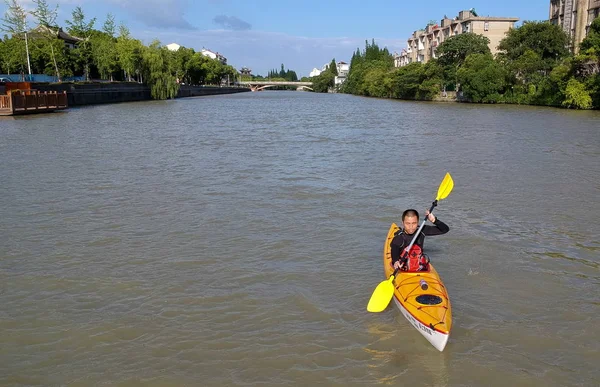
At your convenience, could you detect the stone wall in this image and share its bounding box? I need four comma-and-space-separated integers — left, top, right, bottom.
27, 82, 250, 106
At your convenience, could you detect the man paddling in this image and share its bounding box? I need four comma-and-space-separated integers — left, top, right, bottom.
391, 209, 449, 271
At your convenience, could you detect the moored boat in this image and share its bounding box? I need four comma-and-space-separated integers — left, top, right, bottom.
383, 223, 452, 351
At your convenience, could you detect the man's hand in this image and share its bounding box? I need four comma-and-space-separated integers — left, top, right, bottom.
425, 210, 436, 223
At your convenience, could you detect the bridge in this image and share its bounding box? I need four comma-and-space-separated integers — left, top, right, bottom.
237, 80, 313, 92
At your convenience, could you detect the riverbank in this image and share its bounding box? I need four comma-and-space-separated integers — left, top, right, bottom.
28, 82, 250, 106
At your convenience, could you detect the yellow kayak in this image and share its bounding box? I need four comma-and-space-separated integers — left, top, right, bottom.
383, 223, 452, 351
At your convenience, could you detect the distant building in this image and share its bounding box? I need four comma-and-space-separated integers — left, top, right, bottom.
240, 67, 252, 75
201, 49, 227, 65
394, 9, 519, 67
334, 61, 349, 86
166, 43, 181, 51
309, 67, 322, 77
549, 0, 600, 53
30, 25, 82, 49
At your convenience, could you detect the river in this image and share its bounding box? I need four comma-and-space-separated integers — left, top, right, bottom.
1, 92, 599, 386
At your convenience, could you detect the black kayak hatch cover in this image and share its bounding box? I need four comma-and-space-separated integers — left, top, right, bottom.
415, 295, 443, 305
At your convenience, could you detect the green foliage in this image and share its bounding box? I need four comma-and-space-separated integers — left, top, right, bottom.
115, 25, 142, 81
30, 0, 64, 80
437, 33, 490, 87
390, 62, 424, 99
437, 33, 490, 69
562, 78, 592, 109
66, 6, 96, 80
309, 57, 340, 93
456, 53, 507, 103
311, 68, 334, 93
102, 13, 115, 37
497, 21, 569, 73
580, 18, 600, 52
363, 67, 388, 97
141, 40, 179, 100
267, 64, 298, 81
585, 73, 600, 107
0, 36, 22, 73
172, 46, 194, 83
341, 40, 393, 95
329, 58, 337, 76
90, 30, 117, 80
1, 0, 27, 34
1, 0, 28, 76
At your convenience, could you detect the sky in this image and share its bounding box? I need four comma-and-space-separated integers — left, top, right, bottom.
1, 0, 552, 78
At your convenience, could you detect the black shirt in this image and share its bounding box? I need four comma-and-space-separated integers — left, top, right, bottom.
390, 218, 449, 264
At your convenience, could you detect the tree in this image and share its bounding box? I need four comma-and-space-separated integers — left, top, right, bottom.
66, 6, 96, 80
29, 0, 63, 81
562, 78, 592, 109
115, 24, 142, 81
436, 33, 491, 87
89, 14, 118, 81
390, 62, 423, 99
1, 0, 30, 78
311, 69, 334, 92
187, 52, 209, 84
0, 35, 23, 74
141, 40, 179, 99
456, 53, 508, 103
342, 40, 393, 95
497, 21, 570, 74
172, 46, 194, 83
103, 13, 115, 37
580, 17, 600, 53
329, 58, 338, 76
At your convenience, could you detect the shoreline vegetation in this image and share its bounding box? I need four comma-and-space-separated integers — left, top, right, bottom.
309, 20, 600, 110
2, 0, 599, 110
1, 1, 238, 100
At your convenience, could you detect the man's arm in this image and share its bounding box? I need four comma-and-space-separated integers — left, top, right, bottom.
390, 235, 404, 264
422, 218, 449, 236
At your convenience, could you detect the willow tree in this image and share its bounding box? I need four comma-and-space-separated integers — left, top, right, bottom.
142, 40, 179, 100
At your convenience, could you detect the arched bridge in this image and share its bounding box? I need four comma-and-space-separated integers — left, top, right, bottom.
237, 80, 313, 91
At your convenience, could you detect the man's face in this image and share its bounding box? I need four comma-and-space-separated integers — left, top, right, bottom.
402, 215, 419, 234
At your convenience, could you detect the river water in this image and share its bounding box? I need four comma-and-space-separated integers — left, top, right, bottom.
1, 92, 599, 386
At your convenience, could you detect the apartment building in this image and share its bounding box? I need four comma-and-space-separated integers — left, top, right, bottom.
550, 0, 600, 53
394, 10, 518, 67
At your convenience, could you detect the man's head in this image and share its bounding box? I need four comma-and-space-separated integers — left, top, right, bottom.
402, 209, 419, 234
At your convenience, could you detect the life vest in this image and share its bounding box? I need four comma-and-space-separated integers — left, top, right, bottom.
403, 244, 429, 272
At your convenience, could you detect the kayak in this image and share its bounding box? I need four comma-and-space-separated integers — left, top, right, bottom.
383, 223, 452, 351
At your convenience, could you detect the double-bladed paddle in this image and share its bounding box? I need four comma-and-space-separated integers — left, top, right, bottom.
366, 173, 454, 313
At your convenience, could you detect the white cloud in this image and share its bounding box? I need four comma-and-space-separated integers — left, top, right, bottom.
133, 28, 405, 77
104, 0, 196, 30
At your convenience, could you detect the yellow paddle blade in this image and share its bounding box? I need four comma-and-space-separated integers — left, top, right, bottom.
367, 274, 396, 312
436, 173, 454, 201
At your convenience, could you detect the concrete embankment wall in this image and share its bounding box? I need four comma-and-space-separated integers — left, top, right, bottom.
177, 85, 250, 98
29, 82, 250, 106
